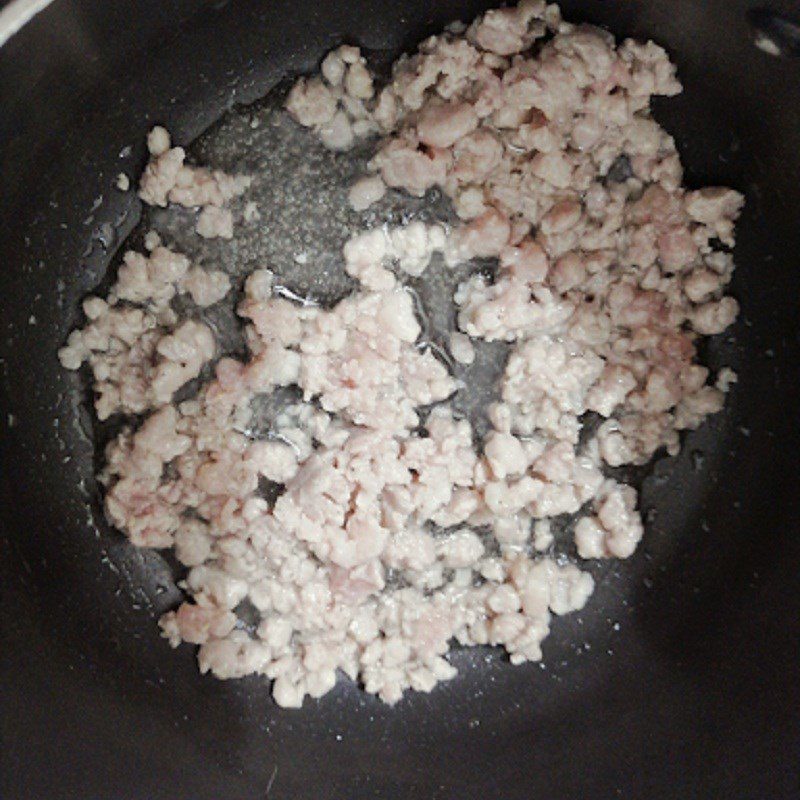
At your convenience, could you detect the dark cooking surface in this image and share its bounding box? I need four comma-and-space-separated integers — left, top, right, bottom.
1, 1, 799, 798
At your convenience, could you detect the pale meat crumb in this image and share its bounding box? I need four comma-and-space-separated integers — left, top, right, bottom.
64, 0, 743, 709
532, 519, 554, 551
180, 268, 231, 307
138, 145, 185, 207
319, 111, 355, 151
196, 206, 234, 239
286, 77, 337, 127
147, 125, 172, 156
449, 331, 475, 365
716, 367, 738, 393
348, 175, 387, 211
138, 125, 251, 235
574, 480, 644, 558
143, 230, 162, 250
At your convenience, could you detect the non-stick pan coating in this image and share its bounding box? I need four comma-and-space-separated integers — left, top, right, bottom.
1, 1, 799, 798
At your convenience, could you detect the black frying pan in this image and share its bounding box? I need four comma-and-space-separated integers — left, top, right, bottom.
1, 1, 799, 798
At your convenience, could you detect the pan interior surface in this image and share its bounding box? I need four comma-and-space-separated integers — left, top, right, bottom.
1, 1, 799, 799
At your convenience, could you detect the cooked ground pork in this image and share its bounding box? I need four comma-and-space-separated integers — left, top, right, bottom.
138, 125, 251, 237
61, 1, 742, 707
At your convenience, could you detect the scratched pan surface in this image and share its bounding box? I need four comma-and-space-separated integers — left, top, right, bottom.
1, 1, 799, 798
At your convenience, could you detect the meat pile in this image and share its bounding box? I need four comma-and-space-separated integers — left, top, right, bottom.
60, 1, 742, 707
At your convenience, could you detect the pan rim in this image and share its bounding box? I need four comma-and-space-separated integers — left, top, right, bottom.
0, 0, 55, 48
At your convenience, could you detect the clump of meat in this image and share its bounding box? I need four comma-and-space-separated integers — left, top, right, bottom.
59, 238, 230, 419
138, 126, 251, 238
289, 0, 742, 471
61, 0, 743, 708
